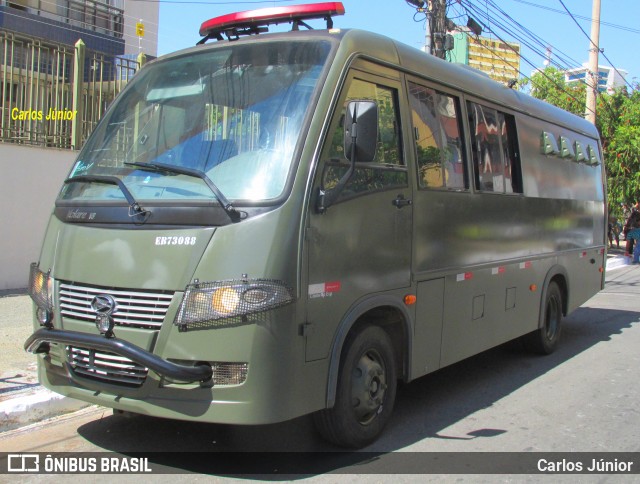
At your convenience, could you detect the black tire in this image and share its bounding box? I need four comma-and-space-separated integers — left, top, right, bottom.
314, 325, 397, 448
524, 281, 563, 354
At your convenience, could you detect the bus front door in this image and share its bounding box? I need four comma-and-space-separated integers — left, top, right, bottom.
304, 75, 412, 362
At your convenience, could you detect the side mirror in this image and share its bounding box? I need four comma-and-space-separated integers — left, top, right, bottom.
344, 100, 378, 162
316, 100, 379, 213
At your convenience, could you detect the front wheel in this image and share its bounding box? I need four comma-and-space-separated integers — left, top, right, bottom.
524, 281, 563, 354
313, 325, 397, 448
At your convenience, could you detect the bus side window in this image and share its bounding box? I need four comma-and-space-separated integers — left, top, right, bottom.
408, 82, 467, 190
468, 102, 522, 194
501, 113, 522, 194
321, 78, 406, 201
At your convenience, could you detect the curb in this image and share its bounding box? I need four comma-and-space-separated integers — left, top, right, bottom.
0, 388, 90, 433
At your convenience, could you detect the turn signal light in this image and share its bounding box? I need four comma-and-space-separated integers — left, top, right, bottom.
404, 294, 417, 305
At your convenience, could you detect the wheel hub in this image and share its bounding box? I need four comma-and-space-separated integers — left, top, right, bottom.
351, 350, 387, 425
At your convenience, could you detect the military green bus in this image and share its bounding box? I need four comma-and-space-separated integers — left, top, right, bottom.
25, 3, 606, 448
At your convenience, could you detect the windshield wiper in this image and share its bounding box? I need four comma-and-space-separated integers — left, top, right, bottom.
124, 162, 244, 221
64, 175, 149, 219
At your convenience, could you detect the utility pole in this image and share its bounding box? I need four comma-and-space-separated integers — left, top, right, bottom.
408, 0, 447, 57
585, 0, 601, 125
430, 0, 447, 59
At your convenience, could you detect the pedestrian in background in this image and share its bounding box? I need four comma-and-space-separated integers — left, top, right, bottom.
612, 217, 622, 248
624, 202, 640, 257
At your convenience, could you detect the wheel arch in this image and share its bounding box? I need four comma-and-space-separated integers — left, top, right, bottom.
325, 294, 413, 408
539, 264, 569, 326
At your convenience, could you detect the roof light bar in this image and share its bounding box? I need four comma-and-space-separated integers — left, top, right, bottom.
198, 2, 345, 43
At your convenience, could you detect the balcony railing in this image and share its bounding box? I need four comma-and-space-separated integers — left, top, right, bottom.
1, 31, 141, 149
4, 0, 124, 38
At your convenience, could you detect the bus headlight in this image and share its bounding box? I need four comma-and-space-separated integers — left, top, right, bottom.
175, 279, 294, 330
29, 263, 54, 327
212, 287, 241, 315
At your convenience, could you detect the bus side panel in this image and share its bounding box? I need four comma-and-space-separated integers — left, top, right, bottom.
517, 116, 605, 205
439, 259, 544, 368
412, 278, 445, 378
412, 191, 599, 274
558, 246, 606, 314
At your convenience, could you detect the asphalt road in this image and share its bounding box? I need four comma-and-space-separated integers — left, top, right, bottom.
1, 264, 639, 479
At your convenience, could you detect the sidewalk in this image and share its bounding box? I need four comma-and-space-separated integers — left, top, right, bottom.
0, 291, 91, 432
0, 250, 632, 433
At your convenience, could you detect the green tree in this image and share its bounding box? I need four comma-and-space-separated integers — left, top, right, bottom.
601, 88, 640, 213
523, 67, 586, 116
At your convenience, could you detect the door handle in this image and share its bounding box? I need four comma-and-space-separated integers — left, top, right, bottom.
392, 194, 412, 209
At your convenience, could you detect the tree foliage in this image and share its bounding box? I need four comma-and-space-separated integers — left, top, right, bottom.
524, 67, 640, 217
525, 67, 586, 115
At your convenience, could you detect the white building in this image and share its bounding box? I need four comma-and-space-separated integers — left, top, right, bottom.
565, 64, 628, 94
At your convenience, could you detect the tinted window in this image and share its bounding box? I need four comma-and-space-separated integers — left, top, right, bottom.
468, 102, 521, 194
409, 82, 467, 190
322, 78, 406, 200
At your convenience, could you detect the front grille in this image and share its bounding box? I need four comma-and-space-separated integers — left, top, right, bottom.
67, 346, 148, 387
59, 282, 174, 330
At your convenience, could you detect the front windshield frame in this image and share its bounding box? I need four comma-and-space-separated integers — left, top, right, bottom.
59, 35, 337, 214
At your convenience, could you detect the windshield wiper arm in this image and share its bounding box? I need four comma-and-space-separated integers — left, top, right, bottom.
64, 175, 149, 218
124, 162, 243, 221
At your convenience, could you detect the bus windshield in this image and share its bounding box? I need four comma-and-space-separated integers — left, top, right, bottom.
61, 40, 331, 204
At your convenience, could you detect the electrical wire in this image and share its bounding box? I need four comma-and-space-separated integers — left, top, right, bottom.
463, 0, 582, 73
455, 1, 600, 119
484, 0, 582, 70
470, 0, 640, 89
0, 2, 161, 49
465, 0, 624, 119
0, 8, 147, 47
0, 0, 300, 50
557, 0, 634, 91
512, 0, 640, 35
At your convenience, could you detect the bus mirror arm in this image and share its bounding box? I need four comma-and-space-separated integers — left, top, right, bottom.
316, 100, 378, 214
316, 129, 356, 213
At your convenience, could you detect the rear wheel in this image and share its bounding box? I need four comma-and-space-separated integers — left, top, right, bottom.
524, 281, 563, 354
314, 325, 397, 448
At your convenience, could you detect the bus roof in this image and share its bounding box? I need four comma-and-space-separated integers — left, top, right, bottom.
163, 26, 598, 140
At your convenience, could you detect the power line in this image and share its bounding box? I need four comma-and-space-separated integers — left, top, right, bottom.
512, 0, 640, 35
0, 1, 163, 50
0, 9, 149, 48
557, 0, 634, 91
464, 0, 583, 73
455, 1, 600, 119
484, 0, 582, 70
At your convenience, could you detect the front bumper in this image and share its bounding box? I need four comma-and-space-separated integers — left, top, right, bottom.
24, 328, 213, 383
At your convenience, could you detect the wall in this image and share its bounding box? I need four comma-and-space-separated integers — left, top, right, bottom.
123, 1, 159, 57
0, 5, 125, 55
0, 144, 76, 290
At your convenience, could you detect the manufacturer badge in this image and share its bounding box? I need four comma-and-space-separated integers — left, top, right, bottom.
91, 294, 117, 337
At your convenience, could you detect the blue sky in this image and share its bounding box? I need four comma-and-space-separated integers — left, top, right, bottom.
154, 0, 639, 87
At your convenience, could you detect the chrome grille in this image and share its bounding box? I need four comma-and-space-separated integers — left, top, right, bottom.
59, 282, 174, 330
67, 346, 148, 387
